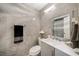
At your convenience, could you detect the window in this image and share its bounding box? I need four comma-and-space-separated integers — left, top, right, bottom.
14, 25, 23, 43
53, 18, 64, 38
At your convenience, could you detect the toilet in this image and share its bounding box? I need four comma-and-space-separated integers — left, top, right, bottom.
28, 37, 43, 56
28, 35, 51, 56
28, 45, 41, 56
28, 30, 45, 56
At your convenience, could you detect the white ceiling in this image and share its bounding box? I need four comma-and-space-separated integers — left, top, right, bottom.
25, 3, 48, 11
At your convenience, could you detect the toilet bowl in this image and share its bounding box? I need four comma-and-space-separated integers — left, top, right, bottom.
28, 38, 44, 56
28, 45, 41, 56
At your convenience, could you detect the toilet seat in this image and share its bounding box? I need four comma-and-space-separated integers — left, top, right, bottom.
29, 45, 41, 56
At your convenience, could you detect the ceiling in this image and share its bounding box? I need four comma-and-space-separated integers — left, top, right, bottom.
25, 3, 48, 11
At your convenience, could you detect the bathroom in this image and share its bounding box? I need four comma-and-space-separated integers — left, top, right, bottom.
0, 3, 79, 56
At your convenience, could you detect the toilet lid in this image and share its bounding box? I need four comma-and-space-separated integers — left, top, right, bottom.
29, 45, 41, 56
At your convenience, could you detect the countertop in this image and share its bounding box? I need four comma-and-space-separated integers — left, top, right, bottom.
40, 38, 78, 56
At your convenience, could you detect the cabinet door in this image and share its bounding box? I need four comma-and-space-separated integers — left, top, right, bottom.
64, 16, 70, 39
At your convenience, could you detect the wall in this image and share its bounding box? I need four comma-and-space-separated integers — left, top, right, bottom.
0, 4, 40, 55
40, 3, 78, 38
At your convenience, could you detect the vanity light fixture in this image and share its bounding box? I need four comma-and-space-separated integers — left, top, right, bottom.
44, 4, 56, 13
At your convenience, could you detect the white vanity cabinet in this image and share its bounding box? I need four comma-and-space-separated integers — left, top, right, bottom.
39, 38, 78, 56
